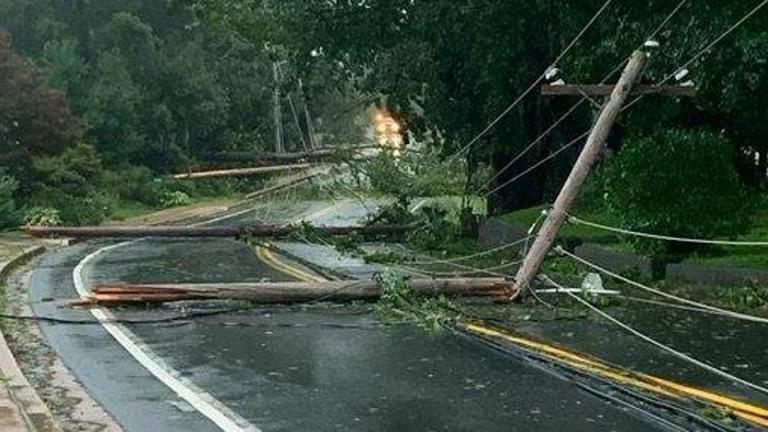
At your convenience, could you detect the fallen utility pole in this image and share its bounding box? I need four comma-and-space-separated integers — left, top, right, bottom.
203, 146, 377, 165
205, 149, 336, 165
26, 223, 416, 239
512, 50, 648, 298
81, 278, 512, 305
170, 163, 312, 180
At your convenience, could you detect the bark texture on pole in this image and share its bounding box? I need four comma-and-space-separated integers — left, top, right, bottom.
26, 224, 415, 239
84, 278, 512, 305
512, 50, 647, 297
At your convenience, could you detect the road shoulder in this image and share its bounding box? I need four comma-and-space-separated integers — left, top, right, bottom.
0, 239, 56, 431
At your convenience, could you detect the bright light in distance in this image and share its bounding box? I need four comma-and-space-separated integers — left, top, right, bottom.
372, 109, 404, 155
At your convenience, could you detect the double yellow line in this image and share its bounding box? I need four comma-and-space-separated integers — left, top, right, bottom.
254, 245, 327, 283
463, 322, 768, 428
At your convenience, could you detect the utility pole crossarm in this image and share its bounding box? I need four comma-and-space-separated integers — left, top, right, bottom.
512, 50, 649, 298
541, 84, 695, 97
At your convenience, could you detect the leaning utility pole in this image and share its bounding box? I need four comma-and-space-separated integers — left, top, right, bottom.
512, 50, 647, 297
272, 61, 285, 154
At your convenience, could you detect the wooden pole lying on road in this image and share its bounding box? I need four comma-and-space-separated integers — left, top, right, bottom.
26, 224, 416, 239
170, 163, 312, 180
206, 149, 335, 165
512, 50, 648, 298
81, 278, 513, 305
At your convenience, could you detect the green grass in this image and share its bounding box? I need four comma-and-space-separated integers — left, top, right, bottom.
108, 200, 155, 222
688, 203, 768, 268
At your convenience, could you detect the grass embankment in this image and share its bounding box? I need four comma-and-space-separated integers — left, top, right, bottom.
501, 203, 768, 269
108, 195, 244, 225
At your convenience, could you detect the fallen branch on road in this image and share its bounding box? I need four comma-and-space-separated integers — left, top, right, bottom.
76, 278, 513, 306
26, 223, 416, 239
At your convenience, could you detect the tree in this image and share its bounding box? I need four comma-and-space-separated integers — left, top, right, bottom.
602, 129, 752, 254
191, 0, 768, 212
85, 50, 146, 165
0, 30, 82, 195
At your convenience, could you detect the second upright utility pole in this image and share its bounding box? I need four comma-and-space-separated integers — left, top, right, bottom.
273, 61, 285, 154
512, 50, 647, 298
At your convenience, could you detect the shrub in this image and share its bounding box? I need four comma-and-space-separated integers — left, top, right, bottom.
602, 129, 753, 255
23, 207, 63, 226
103, 165, 163, 205
30, 143, 110, 225
0, 171, 19, 228
160, 191, 193, 208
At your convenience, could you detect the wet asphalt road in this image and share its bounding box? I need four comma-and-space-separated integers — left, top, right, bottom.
24, 200, 768, 431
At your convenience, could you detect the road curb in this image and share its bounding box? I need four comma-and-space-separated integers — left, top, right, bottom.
0, 245, 60, 432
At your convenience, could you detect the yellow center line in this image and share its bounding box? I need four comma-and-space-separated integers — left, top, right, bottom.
462, 322, 768, 427
252, 200, 343, 283
255, 246, 326, 283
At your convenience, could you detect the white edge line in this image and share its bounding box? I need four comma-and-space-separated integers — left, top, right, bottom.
73, 240, 260, 432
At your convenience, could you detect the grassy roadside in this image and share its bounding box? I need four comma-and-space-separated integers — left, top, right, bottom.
500, 203, 768, 269
108, 195, 244, 226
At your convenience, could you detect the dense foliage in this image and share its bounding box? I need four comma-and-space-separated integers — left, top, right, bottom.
0, 31, 82, 193
602, 129, 753, 254
0, 170, 18, 227
191, 0, 768, 214
2, 0, 767, 231
0, 0, 364, 225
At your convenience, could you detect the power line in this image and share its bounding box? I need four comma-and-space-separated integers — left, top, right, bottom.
622, 0, 768, 112
400, 259, 522, 278
555, 246, 768, 325
480, 0, 764, 198
446, 0, 615, 163
396, 253, 514, 278
568, 214, 768, 246
541, 274, 768, 396
482, 129, 590, 197
479, 99, 587, 191
479, 0, 691, 197
406, 236, 532, 266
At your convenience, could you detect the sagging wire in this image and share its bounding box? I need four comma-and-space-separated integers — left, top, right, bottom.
477, 0, 692, 197
445, 0, 616, 163
449, 324, 732, 432
541, 274, 768, 397
555, 246, 768, 325
568, 214, 768, 247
